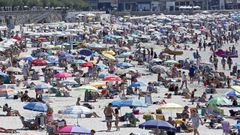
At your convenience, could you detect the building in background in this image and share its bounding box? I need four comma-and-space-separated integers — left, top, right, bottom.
87, 0, 240, 11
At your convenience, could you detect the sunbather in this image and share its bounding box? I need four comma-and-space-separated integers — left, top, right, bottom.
0, 127, 17, 133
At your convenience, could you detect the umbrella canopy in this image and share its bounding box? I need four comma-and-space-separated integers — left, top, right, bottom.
71, 59, 86, 64
164, 60, 179, 65
102, 53, 116, 61
130, 82, 147, 87
36, 37, 46, 41
63, 105, 92, 115
80, 62, 93, 67
207, 97, 232, 106
0, 88, 16, 97
55, 72, 72, 79
57, 125, 91, 134
117, 62, 134, 68
151, 65, 166, 73
60, 80, 78, 85
102, 75, 122, 82
31, 59, 48, 66
112, 98, 147, 107
117, 52, 132, 58
78, 49, 93, 56
159, 103, 183, 110
115, 69, 129, 75
96, 63, 108, 70
35, 83, 52, 89
90, 82, 106, 88
59, 53, 73, 59
23, 102, 48, 112
72, 85, 98, 92
139, 120, 176, 132
6, 67, 21, 73
225, 90, 240, 97
231, 85, 240, 93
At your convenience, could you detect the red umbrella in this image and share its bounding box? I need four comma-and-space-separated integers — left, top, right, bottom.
55, 72, 72, 79
80, 62, 93, 67
103, 75, 122, 82
36, 37, 46, 41
31, 59, 48, 66
13, 36, 23, 41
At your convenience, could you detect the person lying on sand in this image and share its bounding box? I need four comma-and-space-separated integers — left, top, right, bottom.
0, 127, 17, 133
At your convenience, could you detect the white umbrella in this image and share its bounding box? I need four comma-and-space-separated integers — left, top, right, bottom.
64, 105, 92, 115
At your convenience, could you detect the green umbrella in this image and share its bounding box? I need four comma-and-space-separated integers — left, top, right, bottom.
164, 60, 179, 65
60, 80, 78, 85
207, 97, 232, 106
72, 85, 98, 92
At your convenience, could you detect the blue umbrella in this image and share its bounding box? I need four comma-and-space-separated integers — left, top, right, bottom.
59, 54, 73, 59
117, 62, 134, 68
71, 59, 86, 64
78, 49, 92, 56
36, 52, 49, 57
139, 120, 176, 132
98, 73, 107, 78
160, 28, 168, 33
23, 56, 35, 61
225, 90, 240, 97
130, 82, 147, 87
112, 98, 147, 107
23, 102, 48, 112
48, 58, 59, 64
96, 63, 108, 70
0, 72, 9, 83
234, 123, 240, 129
116, 52, 132, 58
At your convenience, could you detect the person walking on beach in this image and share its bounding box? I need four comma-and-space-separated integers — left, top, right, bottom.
189, 109, 203, 135
104, 103, 114, 131
180, 71, 188, 89
227, 57, 233, 70
114, 108, 120, 131
221, 57, 226, 70
213, 56, 218, 70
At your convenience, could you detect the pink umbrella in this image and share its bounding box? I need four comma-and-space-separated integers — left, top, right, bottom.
57, 125, 91, 134
54, 72, 72, 79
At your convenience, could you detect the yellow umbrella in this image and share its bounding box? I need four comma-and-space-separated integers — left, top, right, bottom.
90, 82, 106, 88
18, 53, 27, 59
102, 50, 116, 56
158, 103, 183, 110
231, 85, 240, 93
102, 53, 116, 61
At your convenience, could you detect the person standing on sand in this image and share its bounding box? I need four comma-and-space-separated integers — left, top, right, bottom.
114, 108, 120, 131
180, 71, 188, 89
104, 103, 114, 131
189, 109, 203, 135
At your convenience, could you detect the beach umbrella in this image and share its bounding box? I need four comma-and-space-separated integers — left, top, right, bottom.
150, 58, 163, 64
234, 123, 240, 129
35, 83, 52, 89
231, 85, 240, 93
31, 59, 48, 66
23, 102, 48, 112
102, 50, 115, 56
88, 43, 104, 49
35, 37, 46, 41
102, 53, 116, 61
78, 49, 92, 56
151, 65, 166, 73
80, 62, 93, 67
207, 97, 232, 106
112, 98, 147, 107
0, 72, 9, 83
13, 36, 23, 41
117, 62, 134, 68
98, 73, 107, 78
57, 125, 91, 134
23, 56, 35, 62
60, 80, 78, 85
36, 52, 49, 57
90, 82, 106, 88
164, 60, 179, 65
59, 53, 73, 59
47, 58, 59, 64
115, 69, 128, 75
63, 105, 92, 115
72, 85, 98, 92
225, 90, 240, 97
139, 120, 176, 132
6, 67, 22, 73
103, 75, 122, 82
54, 72, 72, 79
0, 88, 16, 97
71, 59, 86, 64
159, 103, 183, 110
130, 82, 147, 87
96, 63, 108, 70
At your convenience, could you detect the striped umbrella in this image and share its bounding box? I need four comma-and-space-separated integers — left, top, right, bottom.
0, 88, 16, 97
